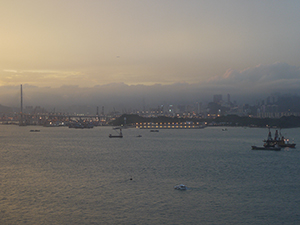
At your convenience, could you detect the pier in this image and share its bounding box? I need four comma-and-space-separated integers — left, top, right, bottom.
135, 122, 205, 129
18, 113, 105, 126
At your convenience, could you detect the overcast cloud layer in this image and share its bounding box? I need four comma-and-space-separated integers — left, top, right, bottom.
1, 1, 300, 111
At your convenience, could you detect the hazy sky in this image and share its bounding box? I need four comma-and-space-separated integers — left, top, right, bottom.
1, 1, 300, 108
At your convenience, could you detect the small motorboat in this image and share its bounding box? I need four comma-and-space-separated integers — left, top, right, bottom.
174, 184, 187, 190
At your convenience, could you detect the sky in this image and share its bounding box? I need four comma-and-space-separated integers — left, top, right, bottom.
1, 0, 300, 109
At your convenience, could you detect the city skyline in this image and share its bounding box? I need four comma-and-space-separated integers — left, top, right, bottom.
1, 72, 300, 112
1, 84, 299, 117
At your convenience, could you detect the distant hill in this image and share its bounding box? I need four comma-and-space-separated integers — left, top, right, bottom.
0, 104, 13, 114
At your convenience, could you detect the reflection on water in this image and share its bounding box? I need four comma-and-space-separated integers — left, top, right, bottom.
0, 126, 299, 224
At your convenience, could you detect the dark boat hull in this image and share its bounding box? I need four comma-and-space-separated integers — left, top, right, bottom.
109, 135, 123, 138
109, 128, 123, 138
251, 146, 281, 151
278, 143, 296, 148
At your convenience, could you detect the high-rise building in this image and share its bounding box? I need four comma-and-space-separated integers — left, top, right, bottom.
227, 94, 231, 103
213, 94, 222, 104
197, 102, 202, 114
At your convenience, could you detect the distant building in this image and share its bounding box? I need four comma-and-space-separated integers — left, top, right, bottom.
227, 94, 231, 103
197, 102, 202, 115
213, 95, 222, 104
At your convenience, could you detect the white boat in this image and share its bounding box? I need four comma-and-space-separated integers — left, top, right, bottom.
174, 184, 187, 190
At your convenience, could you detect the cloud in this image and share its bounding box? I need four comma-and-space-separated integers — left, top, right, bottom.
206, 62, 300, 95
1, 69, 84, 87
1, 62, 300, 112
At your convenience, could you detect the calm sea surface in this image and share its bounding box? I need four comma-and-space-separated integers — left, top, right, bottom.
0, 125, 299, 225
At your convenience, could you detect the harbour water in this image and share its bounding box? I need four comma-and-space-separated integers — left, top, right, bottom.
0, 126, 299, 224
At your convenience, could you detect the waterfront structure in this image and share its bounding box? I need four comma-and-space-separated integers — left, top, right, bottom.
135, 121, 205, 129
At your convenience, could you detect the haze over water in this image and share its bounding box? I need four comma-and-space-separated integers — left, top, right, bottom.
0, 126, 299, 224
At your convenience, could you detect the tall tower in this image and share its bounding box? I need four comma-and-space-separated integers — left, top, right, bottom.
20, 84, 23, 126
20, 84, 23, 114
